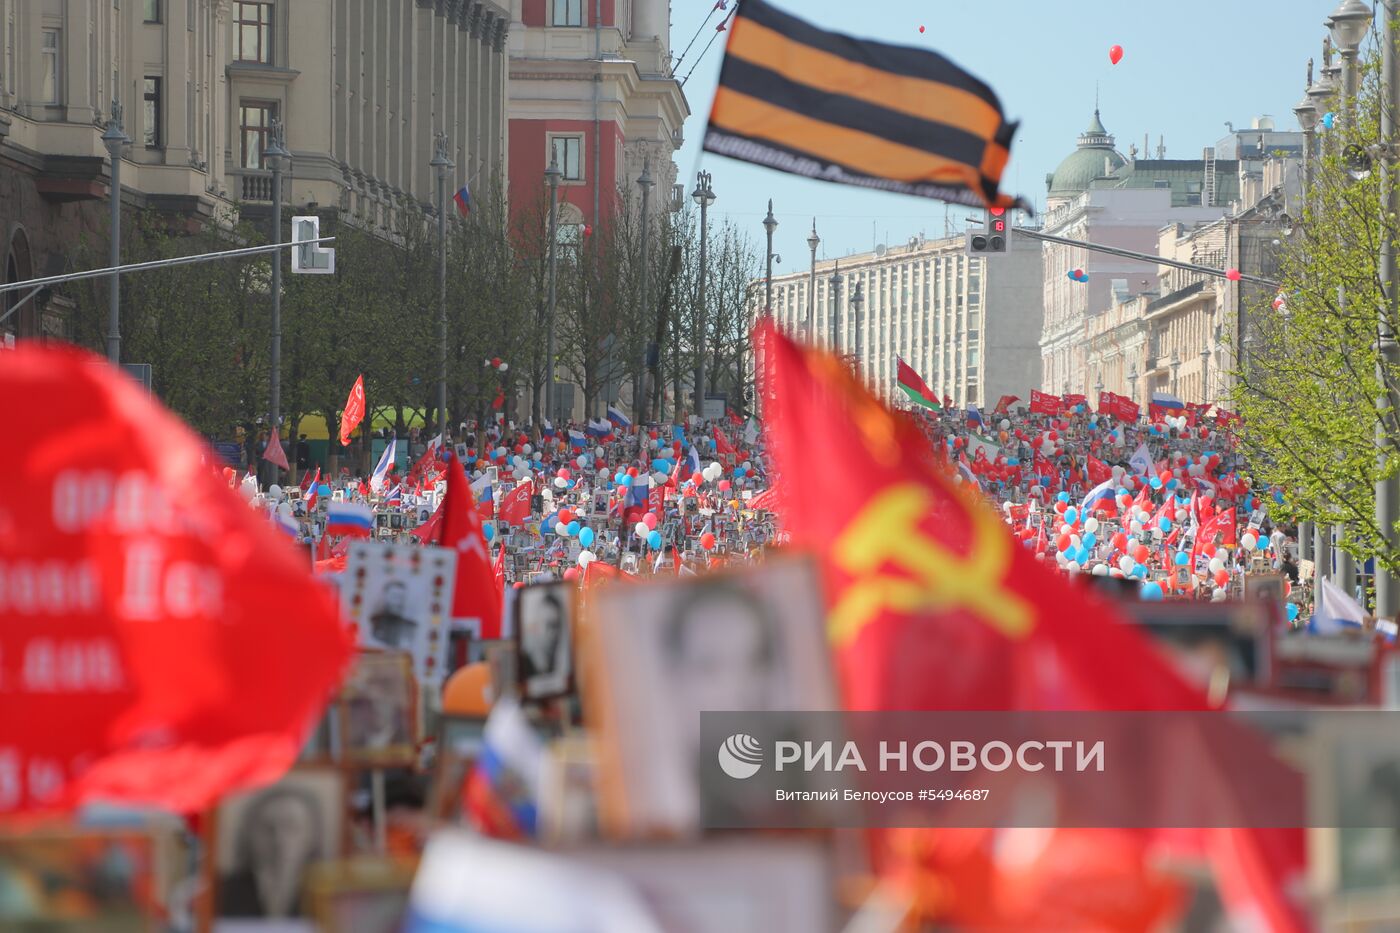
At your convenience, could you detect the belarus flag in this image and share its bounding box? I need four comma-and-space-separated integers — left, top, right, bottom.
895, 357, 939, 411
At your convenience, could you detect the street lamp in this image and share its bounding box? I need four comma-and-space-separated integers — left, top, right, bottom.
102, 100, 129, 363
806, 219, 820, 337
828, 261, 841, 351
1294, 88, 1319, 190
636, 156, 655, 422
762, 201, 778, 318
264, 121, 292, 486
544, 156, 562, 423
692, 170, 716, 415
1329, 0, 1373, 107
1374, 0, 1400, 619
431, 133, 454, 446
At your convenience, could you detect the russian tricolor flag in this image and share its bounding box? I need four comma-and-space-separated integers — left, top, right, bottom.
586, 418, 612, 438
568, 429, 588, 449
685, 444, 701, 476
1080, 477, 1117, 513
453, 183, 472, 217
370, 433, 396, 492
325, 501, 373, 538
1150, 391, 1185, 410
540, 419, 555, 437
607, 404, 631, 429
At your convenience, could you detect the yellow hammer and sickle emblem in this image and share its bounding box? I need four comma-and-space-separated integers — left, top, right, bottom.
828, 482, 1034, 645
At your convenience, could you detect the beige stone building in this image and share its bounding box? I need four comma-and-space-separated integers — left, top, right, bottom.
0, 0, 509, 338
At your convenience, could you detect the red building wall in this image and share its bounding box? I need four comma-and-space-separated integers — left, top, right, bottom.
508, 118, 623, 232
520, 0, 617, 28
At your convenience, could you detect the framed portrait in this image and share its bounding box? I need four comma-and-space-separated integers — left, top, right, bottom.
1244, 573, 1286, 605
564, 838, 837, 933
344, 541, 457, 690
210, 768, 346, 923
0, 824, 184, 932
538, 736, 600, 846
305, 857, 417, 933
339, 651, 418, 766
513, 582, 573, 701
583, 556, 837, 838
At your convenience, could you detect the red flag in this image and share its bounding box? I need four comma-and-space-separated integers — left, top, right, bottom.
992, 394, 1019, 415
1, 345, 352, 816
339, 374, 366, 446
712, 426, 736, 456
261, 427, 289, 471
1029, 390, 1061, 415
497, 481, 533, 526
492, 544, 507, 596
1062, 392, 1087, 409
436, 455, 503, 639
756, 322, 1309, 931
1086, 454, 1112, 487
648, 484, 666, 516
411, 505, 443, 543
491, 387, 505, 411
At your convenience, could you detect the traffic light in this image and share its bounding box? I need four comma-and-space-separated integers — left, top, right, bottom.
965, 206, 1010, 256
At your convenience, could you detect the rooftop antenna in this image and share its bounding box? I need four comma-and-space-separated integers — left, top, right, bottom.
1157, 135, 1165, 159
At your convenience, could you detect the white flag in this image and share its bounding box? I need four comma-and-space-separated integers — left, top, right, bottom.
1128, 443, 1153, 479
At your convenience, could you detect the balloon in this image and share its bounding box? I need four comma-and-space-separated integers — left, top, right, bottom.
579, 527, 595, 547
1083, 517, 1100, 534
1057, 491, 1070, 503
646, 530, 663, 549
918, 24, 925, 33
1133, 544, 1150, 563
1241, 533, 1258, 551
1225, 268, 1241, 281
578, 550, 595, 568
1214, 569, 1229, 588
1108, 44, 1123, 64
1064, 507, 1079, 525
1209, 557, 1225, 574
563, 567, 580, 581
701, 532, 717, 550
1158, 517, 1171, 533
1141, 581, 1163, 601
1322, 110, 1335, 129
566, 520, 581, 537
643, 512, 659, 529
1118, 555, 1136, 574
620, 474, 633, 487
554, 521, 568, 536
719, 480, 732, 492
634, 521, 649, 537
1174, 551, 1189, 566
1286, 603, 1299, 622
483, 523, 495, 541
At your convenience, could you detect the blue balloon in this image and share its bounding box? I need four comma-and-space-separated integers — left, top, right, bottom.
620, 474, 633, 487
1057, 491, 1071, 503
579, 527, 595, 547
1065, 507, 1079, 524
1286, 602, 1300, 622
483, 523, 495, 541
566, 520, 581, 537
1150, 476, 1163, 490
1322, 110, 1335, 129
647, 530, 663, 549
1174, 550, 1189, 566
1158, 517, 1171, 532
1273, 490, 1285, 504
1082, 532, 1097, 549
1141, 581, 1164, 601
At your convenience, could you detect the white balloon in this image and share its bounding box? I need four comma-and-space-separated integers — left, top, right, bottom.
578, 550, 595, 568
652, 471, 668, 485
554, 522, 568, 536
268, 484, 283, 501
499, 362, 509, 372
1059, 523, 1073, 536
1241, 533, 1258, 551
1118, 555, 1135, 573
1129, 520, 1143, 534
999, 418, 1011, 430
1084, 517, 1100, 534
1066, 561, 1081, 573
1092, 563, 1108, 576
522, 444, 533, 456
554, 477, 567, 488
1211, 587, 1228, 601
1070, 534, 1082, 549
1209, 557, 1225, 574
634, 521, 649, 537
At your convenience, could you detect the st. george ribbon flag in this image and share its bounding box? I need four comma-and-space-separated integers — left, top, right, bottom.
703, 0, 1026, 210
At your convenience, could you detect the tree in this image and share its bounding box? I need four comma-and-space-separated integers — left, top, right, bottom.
1228, 41, 1400, 574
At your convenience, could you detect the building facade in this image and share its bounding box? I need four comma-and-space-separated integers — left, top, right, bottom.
0, 0, 508, 341
506, 0, 687, 235
763, 231, 1043, 410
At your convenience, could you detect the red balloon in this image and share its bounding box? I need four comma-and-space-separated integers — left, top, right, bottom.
701, 532, 717, 550
1108, 44, 1123, 64
1158, 470, 1172, 485
719, 479, 732, 491
564, 567, 580, 581
1056, 534, 1071, 552
1225, 268, 1241, 281
1133, 544, 1150, 563
627, 466, 639, 477
691, 470, 705, 484
490, 356, 501, 368
918, 25, 925, 33
1214, 569, 1230, 588
1111, 532, 1128, 552
643, 512, 658, 529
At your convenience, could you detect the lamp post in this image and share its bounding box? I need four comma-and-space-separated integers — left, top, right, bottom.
691, 170, 716, 415
1294, 87, 1318, 190
850, 279, 864, 368
1308, 52, 1340, 158
431, 134, 454, 445
543, 157, 562, 424
806, 219, 820, 338
636, 156, 654, 422
1377, 0, 1400, 618
102, 100, 129, 363
263, 122, 291, 486
1329, 0, 1372, 121
828, 261, 841, 351
762, 200, 778, 317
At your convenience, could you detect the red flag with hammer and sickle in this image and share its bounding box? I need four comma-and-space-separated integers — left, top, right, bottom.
755, 322, 1309, 933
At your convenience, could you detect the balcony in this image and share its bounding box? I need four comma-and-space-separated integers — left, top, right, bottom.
228, 168, 291, 204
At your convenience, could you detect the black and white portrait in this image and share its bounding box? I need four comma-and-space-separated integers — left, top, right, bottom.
214, 769, 344, 921
345, 542, 458, 690
515, 582, 572, 700
584, 558, 836, 836
340, 651, 417, 764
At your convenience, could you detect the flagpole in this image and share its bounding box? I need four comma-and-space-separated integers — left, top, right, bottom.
432, 134, 454, 452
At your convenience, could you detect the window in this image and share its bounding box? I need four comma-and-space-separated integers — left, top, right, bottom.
239, 100, 277, 168
234, 1, 273, 64
550, 135, 583, 181
144, 0, 161, 23
40, 29, 59, 104
552, 0, 583, 26
143, 77, 162, 148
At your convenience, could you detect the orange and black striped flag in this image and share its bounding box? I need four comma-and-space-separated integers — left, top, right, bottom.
704, 0, 1025, 210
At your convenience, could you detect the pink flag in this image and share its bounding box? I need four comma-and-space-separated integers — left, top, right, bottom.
262, 427, 290, 471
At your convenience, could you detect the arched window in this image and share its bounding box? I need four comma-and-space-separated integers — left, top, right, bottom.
4, 226, 34, 340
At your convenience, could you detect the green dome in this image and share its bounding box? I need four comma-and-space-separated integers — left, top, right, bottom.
1047, 110, 1126, 198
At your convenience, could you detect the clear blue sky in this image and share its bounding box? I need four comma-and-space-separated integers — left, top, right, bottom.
671, 0, 1337, 271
